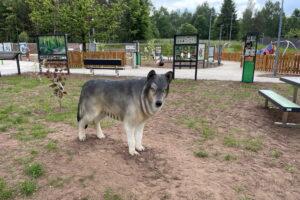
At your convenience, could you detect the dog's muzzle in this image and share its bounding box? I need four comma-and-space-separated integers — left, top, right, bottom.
155, 100, 162, 107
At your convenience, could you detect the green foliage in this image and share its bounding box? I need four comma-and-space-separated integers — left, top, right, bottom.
18, 180, 37, 196
0, 177, 14, 199
214, 0, 238, 40
44, 139, 59, 151
19, 31, 29, 42
179, 23, 198, 34
285, 29, 300, 38
224, 154, 237, 161
103, 188, 123, 200
25, 162, 45, 178
194, 150, 209, 158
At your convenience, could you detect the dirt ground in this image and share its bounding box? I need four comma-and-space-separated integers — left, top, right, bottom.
0, 73, 300, 200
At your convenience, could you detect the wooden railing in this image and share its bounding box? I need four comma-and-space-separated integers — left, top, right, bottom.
213, 52, 300, 75
68, 51, 126, 68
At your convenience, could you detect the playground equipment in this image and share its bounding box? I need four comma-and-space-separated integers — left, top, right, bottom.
257, 40, 298, 56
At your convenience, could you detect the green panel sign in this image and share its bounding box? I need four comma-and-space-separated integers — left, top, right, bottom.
242, 61, 255, 83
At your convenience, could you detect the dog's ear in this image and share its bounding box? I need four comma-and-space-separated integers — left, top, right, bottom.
147, 70, 156, 81
165, 71, 173, 83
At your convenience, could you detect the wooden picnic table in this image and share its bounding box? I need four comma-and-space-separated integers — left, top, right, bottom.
279, 77, 300, 103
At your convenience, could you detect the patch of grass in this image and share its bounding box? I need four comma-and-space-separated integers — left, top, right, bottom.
30, 149, 39, 156
234, 186, 245, 193
49, 176, 69, 188
103, 188, 123, 200
18, 180, 37, 196
194, 150, 209, 158
224, 154, 237, 161
223, 136, 239, 147
0, 124, 11, 132
284, 166, 297, 173
178, 117, 217, 142
213, 151, 221, 157
24, 162, 45, 178
44, 139, 59, 151
15, 156, 34, 165
272, 151, 281, 158
0, 177, 14, 199
66, 151, 73, 161
240, 195, 252, 200
244, 139, 263, 152
160, 194, 171, 200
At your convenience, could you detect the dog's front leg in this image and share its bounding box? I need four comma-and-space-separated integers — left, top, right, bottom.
124, 122, 139, 156
135, 122, 145, 152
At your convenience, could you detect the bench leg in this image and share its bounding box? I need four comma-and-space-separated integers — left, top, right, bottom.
293, 87, 298, 103
282, 112, 288, 123
264, 99, 268, 108
115, 66, 119, 77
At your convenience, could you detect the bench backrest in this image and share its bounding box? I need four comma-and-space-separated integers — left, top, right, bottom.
83, 59, 122, 66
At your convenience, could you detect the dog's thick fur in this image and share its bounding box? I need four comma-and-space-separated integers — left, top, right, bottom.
77, 70, 172, 155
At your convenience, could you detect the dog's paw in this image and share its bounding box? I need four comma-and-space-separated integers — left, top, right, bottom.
97, 134, 106, 139
78, 134, 86, 141
136, 145, 145, 152
129, 149, 140, 156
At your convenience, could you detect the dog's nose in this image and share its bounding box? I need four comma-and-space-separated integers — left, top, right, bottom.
156, 101, 162, 107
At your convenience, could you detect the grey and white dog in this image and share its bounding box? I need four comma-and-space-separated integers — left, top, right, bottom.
77, 70, 172, 155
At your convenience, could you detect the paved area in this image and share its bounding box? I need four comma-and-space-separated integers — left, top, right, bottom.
0, 60, 282, 83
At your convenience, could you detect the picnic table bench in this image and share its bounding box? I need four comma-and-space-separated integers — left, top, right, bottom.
83, 59, 123, 76
258, 77, 300, 128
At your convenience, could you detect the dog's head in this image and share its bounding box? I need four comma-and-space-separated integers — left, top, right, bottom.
143, 70, 172, 114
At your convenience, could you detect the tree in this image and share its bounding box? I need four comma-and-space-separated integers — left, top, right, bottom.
285, 29, 300, 38
179, 23, 198, 34
253, 0, 284, 38
194, 15, 208, 38
19, 31, 29, 42
119, 0, 151, 42
239, 0, 255, 39
213, 0, 238, 40
192, 2, 216, 39
151, 7, 175, 38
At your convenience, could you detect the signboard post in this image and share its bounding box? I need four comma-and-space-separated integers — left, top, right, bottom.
198, 43, 205, 68
208, 46, 215, 63
173, 34, 199, 80
37, 34, 69, 74
125, 44, 136, 68
242, 32, 259, 83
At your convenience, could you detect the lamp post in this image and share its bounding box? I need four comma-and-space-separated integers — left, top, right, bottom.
218, 24, 224, 65
206, 11, 213, 68
273, 0, 284, 76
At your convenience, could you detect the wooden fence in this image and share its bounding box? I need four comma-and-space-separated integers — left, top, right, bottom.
213, 52, 300, 74
68, 51, 126, 68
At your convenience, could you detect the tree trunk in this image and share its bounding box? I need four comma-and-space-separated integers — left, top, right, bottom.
82, 32, 87, 52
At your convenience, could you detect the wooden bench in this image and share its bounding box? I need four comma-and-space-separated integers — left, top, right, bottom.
83, 59, 123, 76
258, 90, 300, 127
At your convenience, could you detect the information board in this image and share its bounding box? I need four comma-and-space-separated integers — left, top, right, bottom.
242, 32, 259, 83
173, 34, 199, 80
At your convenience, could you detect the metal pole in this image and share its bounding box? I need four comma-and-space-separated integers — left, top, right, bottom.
206, 11, 212, 68
218, 24, 223, 64
273, 0, 284, 77
229, 13, 233, 41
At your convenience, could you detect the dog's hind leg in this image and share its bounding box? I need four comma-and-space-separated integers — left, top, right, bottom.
94, 114, 106, 139
124, 122, 139, 156
134, 122, 145, 152
78, 118, 88, 141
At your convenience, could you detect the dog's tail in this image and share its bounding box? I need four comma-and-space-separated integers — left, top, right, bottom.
77, 94, 88, 129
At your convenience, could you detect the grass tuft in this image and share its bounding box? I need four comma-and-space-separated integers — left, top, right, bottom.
103, 188, 123, 200
44, 139, 59, 151
18, 180, 37, 196
24, 162, 45, 178
194, 150, 209, 158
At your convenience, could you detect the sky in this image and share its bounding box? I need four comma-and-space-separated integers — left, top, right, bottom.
150, 0, 298, 19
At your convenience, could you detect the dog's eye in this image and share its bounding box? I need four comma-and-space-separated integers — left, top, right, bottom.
151, 87, 156, 92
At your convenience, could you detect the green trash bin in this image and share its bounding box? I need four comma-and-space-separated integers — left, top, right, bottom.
242, 61, 255, 83
136, 52, 141, 66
